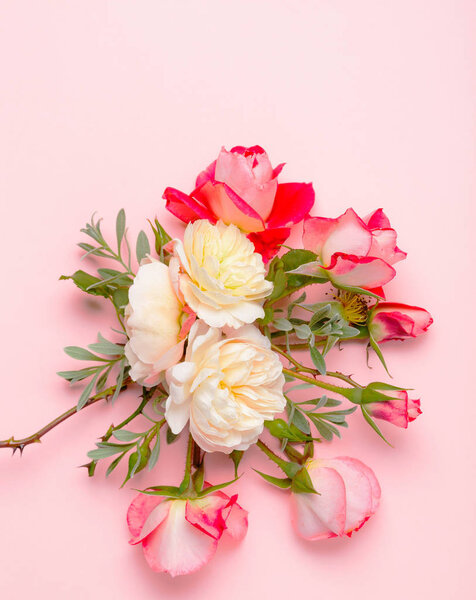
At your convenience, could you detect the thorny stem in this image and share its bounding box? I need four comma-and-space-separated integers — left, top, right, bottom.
256, 439, 288, 470
0, 378, 132, 452
272, 344, 362, 390
282, 368, 351, 398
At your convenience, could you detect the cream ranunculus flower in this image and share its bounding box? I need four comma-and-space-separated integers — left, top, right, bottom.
165, 321, 286, 453
170, 220, 273, 329
125, 260, 187, 387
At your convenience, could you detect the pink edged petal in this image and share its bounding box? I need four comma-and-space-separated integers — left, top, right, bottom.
374, 303, 433, 336
408, 397, 422, 421
369, 228, 407, 265
303, 215, 339, 257
222, 495, 249, 541
185, 496, 229, 540
322, 209, 372, 264
292, 464, 346, 539
267, 182, 315, 228
163, 187, 216, 223
195, 160, 217, 188
322, 458, 374, 533
127, 494, 167, 542
194, 181, 264, 232
133, 500, 173, 544
142, 500, 217, 576
230, 144, 266, 156
332, 457, 381, 514
247, 227, 291, 262
364, 208, 391, 229
272, 162, 286, 178
325, 253, 396, 290
291, 493, 337, 541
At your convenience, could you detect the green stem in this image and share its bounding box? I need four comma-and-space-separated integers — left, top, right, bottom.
180, 434, 195, 493
282, 368, 351, 398
256, 439, 289, 471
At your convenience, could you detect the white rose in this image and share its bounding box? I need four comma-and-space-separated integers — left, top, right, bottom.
171, 220, 273, 329
125, 260, 185, 387
165, 321, 286, 453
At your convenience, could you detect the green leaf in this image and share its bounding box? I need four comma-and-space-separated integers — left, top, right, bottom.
274, 318, 293, 332
310, 346, 326, 375
106, 453, 125, 477
166, 427, 179, 444
87, 445, 124, 459
148, 434, 161, 471
136, 230, 150, 263
116, 209, 126, 251
57, 367, 97, 382
112, 288, 129, 311
294, 324, 312, 339
60, 270, 109, 298
264, 419, 313, 442
291, 408, 311, 435
113, 429, 142, 442
291, 467, 318, 494
230, 450, 244, 477
268, 268, 287, 301
361, 405, 392, 445
254, 469, 292, 489
140, 486, 181, 497
150, 218, 172, 255
64, 346, 107, 362
77, 372, 99, 411
197, 477, 240, 497
281, 249, 317, 271
368, 335, 391, 375
89, 333, 124, 356
111, 358, 127, 404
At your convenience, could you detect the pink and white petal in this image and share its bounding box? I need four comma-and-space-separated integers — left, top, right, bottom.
408, 397, 422, 421
332, 457, 381, 514
364, 208, 391, 229
266, 182, 315, 228
369, 228, 407, 265
133, 500, 173, 544
142, 500, 218, 577
291, 493, 336, 541
303, 215, 339, 257
194, 181, 264, 232
376, 304, 433, 336
222, 495, 249, 540
326, 253, 396, 289
247, 227, 291, 262
163, 187, 216, 223
320, 209, 372, 265
185, 496, 229, 540
127, 494, 166, 542
293, 463, 347, 539
323, 458, 374, 533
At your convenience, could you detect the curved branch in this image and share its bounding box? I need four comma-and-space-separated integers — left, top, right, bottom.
0, 378, 131, 453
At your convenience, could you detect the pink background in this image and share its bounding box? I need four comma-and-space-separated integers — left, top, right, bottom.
0, 1, 474, 598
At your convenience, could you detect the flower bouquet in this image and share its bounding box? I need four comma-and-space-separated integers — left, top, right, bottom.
0, 145, 432, 577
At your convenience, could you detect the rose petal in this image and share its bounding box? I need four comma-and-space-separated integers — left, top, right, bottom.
267, 182, 315, 228
163, 187, 216, 222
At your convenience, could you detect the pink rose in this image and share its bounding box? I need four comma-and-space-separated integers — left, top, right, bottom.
365, 390, 422, 428
368, 302, 433, 342
127, 490, 248, 576
291, 457, 381, 540
301, 208, 406, 295
163, 145, 315, 261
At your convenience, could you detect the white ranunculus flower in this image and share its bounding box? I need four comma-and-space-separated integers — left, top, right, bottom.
165, 321, 286, 453
170, 220, 273, 329
125, 260, 186, 387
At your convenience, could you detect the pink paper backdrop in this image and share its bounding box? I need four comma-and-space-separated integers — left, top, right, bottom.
0, 1, 474, 598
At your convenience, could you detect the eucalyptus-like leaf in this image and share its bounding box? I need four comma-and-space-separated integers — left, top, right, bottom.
136, 230, 150, 263
116, 209, 126, 252
310, 346, 326, 375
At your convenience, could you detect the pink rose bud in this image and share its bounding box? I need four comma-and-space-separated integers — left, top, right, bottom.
163, 145, 315, 261
291, 457, 381, 541
299, 208, 406, 295
365, 389, 422, 428
368, 302, 433, 342
127, 490, 248, 577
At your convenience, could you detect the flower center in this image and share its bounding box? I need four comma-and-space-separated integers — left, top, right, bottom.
334, 290, 369, 325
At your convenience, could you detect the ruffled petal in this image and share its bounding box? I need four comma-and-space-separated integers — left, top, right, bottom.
266, 182, 315, 228
142, 500, 218, 576
247, 227, 291, 262
163, 187, 216, 223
